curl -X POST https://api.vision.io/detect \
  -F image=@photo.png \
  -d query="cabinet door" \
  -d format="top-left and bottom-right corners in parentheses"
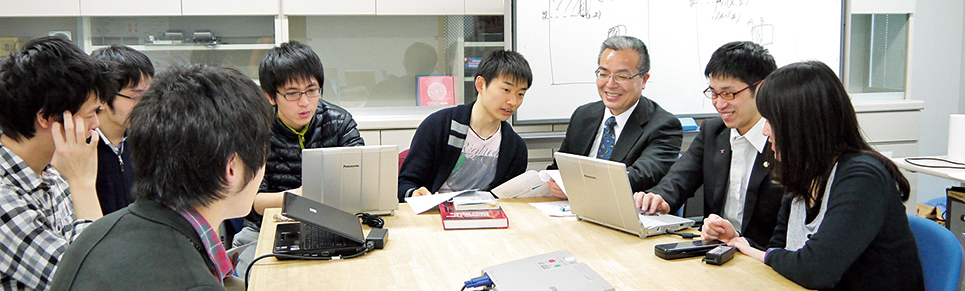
top-left (182, 0), bottom-right (279, 16)
top-left (851, 0), bottom-right (913, 14)
top-left (376, 0), bottom-right (462, 15)
top-left (0, 0), bottom-right (79, 16)
top-left (465, 0), bottom-right (503, 15)
top-left (381, 129), bottom-right (416, 152)
top-left (284, 0), bottom-right (375, 15)
top-left (80, 0), bottom-right (180, 16)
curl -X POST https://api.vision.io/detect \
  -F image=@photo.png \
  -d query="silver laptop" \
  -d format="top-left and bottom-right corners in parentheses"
top-left (302, 145), bottom-right (399, 215)
top-left (553, 152), bottom-right (694, 238)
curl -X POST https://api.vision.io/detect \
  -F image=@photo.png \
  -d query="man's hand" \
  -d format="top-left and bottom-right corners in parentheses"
top-left (50, 111), bottom-right (102, 220)
top-left (701, 214), bottom-right (738, 242)
top-left (546, 179), bottom-right (567, 199)
top-left (411, 187), bottom-right (432, 197)
top-left (633, 192), bottom-right (670, 214)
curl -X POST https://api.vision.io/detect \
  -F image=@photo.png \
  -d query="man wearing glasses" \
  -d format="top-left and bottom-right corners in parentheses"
top-left (91, 45), bottom-right (154, 215)
top-left (234, 40), bottom-right (363, 278)
top-left (546, 36), bottom-right (682, 198)
top-left (634, 41), bottom-right (783, 247)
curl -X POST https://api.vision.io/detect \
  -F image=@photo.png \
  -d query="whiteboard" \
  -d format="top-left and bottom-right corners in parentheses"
top-left (514, 0), bottom-right (843, 123)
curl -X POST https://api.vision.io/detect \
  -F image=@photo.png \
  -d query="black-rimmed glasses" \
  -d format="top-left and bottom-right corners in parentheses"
top-left (595, 69), bottom-right (646, 84)
top-left (703, 80), bottom-right (763, 100)
top-left (277, 88), bottom-right (322, 101)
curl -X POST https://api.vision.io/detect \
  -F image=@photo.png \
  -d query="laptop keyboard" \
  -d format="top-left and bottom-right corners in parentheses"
top-left (299, 224), bottom-right (354, 250)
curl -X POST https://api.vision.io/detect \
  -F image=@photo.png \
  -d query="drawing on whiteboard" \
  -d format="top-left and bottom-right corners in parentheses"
top-left (542, 0), bottom-right (610, 85)
top-left (749, 18), bottom-right (774, 46)
top-left (542, 0), bottom-right (603, 20)
top-left (608, 25), bottom-right (626, 38)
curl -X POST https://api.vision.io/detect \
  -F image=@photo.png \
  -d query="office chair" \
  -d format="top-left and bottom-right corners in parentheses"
top-left (398, 149), bottom-right (409, 172)
top-left (907, 214), bottom-right (963, 291)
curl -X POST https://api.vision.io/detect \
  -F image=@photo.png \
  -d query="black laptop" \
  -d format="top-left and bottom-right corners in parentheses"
top-left (273, 192), bottom-right (366, 258)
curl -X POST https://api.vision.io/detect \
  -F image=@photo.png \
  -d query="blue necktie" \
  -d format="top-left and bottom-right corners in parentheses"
top-left (596, 117), bottom-right (616, 160)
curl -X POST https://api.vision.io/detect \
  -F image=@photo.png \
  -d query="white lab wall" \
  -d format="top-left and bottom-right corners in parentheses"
top-left (911, 1), bottom-right (965, 203)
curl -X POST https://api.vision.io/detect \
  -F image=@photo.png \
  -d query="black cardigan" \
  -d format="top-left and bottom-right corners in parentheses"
top-left (763, 153), bottom-right (924, 290)
top-left (397, 103), bottom-right (528, 202)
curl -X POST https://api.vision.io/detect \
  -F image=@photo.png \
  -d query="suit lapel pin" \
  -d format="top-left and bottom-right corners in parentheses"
top-left (763, 161), bottom-right (770, 168)
top-left (720, 149), bottom-right (725, 154)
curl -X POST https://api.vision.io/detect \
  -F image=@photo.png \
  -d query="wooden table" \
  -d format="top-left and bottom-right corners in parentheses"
top-left (248, 197), bottom-right (804, 290)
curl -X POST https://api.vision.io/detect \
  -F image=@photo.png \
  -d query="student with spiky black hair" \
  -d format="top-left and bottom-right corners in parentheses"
top-left (0, 36), bottom-right (116, 290)
top-left (398, 49), bottom-right (532, 201)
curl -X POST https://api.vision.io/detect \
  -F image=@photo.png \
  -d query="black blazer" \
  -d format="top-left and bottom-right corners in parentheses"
top-left (548, 97), bottom-right (682, 192)
top-left (647, 117), bottom-right (784, 246)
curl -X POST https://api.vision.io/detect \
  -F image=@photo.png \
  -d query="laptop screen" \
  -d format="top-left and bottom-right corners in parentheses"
top-left (301, 145), bottom-right (399, 215)
top-left (281, 192), bottom-right (365, 243)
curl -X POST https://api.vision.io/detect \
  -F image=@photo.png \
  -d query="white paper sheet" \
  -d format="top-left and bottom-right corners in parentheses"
top-left (404, 190), bottom-right (483, 214)
top-left (529, 201), bottom-right (575, 217)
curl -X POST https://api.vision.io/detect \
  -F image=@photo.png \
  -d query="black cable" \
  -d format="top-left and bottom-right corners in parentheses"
top-left (666, 229), bottom-right (699, 239)
top-left (357, 212), bottom-right (385, 228)
top-left (244, 242), bottom-right (374, 289)
top-left (905, 157), bottom-right (965, 169)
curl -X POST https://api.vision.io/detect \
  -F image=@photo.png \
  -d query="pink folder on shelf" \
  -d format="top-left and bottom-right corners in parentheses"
top-left (418, 75), bottom-right (455, 106)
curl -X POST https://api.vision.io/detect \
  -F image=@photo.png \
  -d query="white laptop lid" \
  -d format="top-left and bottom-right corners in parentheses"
top-left (302, 145), bottom-right (399, 215)
top-left (553, 152), bottom-right (692, 238)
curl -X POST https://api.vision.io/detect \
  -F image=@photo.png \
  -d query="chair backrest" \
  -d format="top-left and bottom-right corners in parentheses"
top-left (907, 214), bottom-right (963, 291)
top-left (398, 149), bottom-right (409, 172)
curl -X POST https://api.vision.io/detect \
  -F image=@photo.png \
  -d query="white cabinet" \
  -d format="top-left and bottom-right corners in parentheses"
top-left (376, 0), bottom-right (463, 15)
top-left (850, 0), bottom-right (914, 14)
top-left (182, 0), bottom-right (279, 16)
top-left (465, 0), bottom-right (503, 15)
top-left (0, 0), bottom-right (79, 16)
top-left (283, 0), bottom-right (376, 15)
top-left (359, 130), bottom-right (381, 146)
top-left (380, 129), bottom-right (417, 151)
top-left (80, 0), bottom-right (181, 16)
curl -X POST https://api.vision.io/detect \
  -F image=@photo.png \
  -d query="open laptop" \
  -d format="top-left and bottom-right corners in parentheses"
top-left (553, 152), bottom-right (694, 238)
top-left (302, 145), bottom-right (399, 215)
top-left (273, 192), bottom-right (367, 258)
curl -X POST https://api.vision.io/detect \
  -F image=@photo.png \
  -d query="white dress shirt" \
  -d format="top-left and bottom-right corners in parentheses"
top-left (723, 117), bottom-right (767, 231)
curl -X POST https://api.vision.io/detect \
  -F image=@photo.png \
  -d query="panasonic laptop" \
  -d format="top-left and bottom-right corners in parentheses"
top-left (302, 145), bottom-right (399, 215)
top-left (554, 152), bottom-right (693, 238)
top-left (273, 192), bottom-right (366, 258)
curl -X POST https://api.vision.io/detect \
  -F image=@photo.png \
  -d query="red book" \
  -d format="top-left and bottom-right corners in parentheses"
top-left (439, 201), bottom-right (509, 230)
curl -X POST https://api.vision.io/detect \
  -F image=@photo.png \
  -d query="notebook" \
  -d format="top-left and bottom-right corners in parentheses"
top-left (553, 152), bottom-right (694, 238)
top-left (273, 192), bottom-right (367, 258)
top-left (301, 145), bottom-right (399, 215)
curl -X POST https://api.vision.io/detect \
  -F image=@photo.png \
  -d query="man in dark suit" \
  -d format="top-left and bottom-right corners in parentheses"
top-left (634, 41), bottom-right (783, 247)
top-left (546, 36), bottom-right (682, 198)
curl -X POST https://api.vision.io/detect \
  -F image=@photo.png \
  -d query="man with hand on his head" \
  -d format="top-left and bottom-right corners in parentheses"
top-left (0, 36), bottom-right (115, 290)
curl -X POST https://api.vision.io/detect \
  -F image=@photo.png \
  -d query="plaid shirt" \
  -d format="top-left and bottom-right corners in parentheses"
top-left (173, 206), bottom-right (233, 282)
top-left (0, 144), bottom-right (91, 290)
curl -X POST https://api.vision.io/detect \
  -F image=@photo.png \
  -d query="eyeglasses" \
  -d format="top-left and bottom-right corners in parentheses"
top-left (595, 69), bottom-right (646, 84)
top-left (117, 93), bottom-right (140, 101)
top-left (277, 88), bottom-right (322, 101)
top-left (703, 80), bottom-right (763, 100)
